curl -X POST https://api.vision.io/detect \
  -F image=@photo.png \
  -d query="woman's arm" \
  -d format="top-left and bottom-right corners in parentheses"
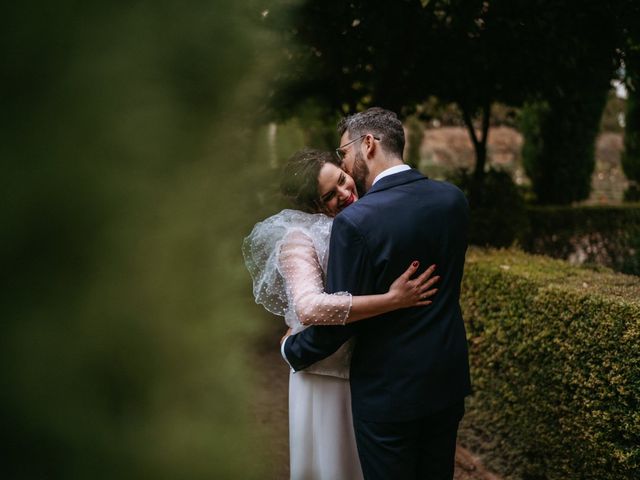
top-left (278, 230), bottom-right (439, 326)
top-left (346, 262), bottom-right (437, 323)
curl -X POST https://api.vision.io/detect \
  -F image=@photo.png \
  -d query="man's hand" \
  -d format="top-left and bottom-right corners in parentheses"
top-left (280, 328), bottom-right (293, 346)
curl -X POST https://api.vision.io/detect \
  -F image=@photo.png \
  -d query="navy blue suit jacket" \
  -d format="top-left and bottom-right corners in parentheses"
top-left (284, 169), bottom-right (471, 422)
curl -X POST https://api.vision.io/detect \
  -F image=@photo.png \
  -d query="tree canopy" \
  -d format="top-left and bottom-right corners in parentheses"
top-left (268, 0), bottom-right (639, 188)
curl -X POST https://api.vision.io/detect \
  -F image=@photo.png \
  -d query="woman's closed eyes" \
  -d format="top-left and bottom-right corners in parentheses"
top-left (321, 173), bottom-right (346, 203)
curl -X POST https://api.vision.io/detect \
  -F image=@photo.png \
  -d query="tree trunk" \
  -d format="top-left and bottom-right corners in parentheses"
top-left (460, 102), bottom-right (492, 205)
top-left (462, 102), bottom-right (491, 185)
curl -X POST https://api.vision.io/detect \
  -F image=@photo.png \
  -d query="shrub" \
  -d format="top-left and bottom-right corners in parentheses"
top-left (460, 248), bottom-right (640, 480)
top-left (521, 205), bottom-right (640, 276)
top-left (448, 168), bottom-right (528, 248)
top-left (622, 80), bottom-right (640, 201)
top-left (520, 85), bottom-right (608, 205)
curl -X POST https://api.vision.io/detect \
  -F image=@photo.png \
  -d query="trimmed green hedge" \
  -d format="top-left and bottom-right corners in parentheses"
top-left (460, 248), bottom-right (640, 479)
top-left (521, 204), bottom-right (640, 276)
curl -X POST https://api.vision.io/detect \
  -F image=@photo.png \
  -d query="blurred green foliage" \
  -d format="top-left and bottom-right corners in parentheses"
top-left (623, 41), bottom-right (640, 201)
top-left (1, 1), bottom-right (287, 478)
top-left (521, 82), bottom-right (610, 205)
top-left (460, 248), bottom-right (640, 479)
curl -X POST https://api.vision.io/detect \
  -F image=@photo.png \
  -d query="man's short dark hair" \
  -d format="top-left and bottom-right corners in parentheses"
top-left (337, 107), bottom-right (405, 159)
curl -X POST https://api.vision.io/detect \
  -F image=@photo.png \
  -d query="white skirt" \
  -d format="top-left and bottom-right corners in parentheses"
top-left (289, 371), bottom-right (364, 480)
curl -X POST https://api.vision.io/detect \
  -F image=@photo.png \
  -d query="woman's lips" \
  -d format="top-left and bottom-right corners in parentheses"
top-left (342, 192), bottom-right (356, 208)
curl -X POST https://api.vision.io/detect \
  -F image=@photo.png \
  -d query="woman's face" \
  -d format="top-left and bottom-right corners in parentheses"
top-left (316, 162), bottom-right (359, 216)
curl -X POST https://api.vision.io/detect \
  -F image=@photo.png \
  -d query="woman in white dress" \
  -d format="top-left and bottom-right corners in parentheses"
top-left (243, 149), bottom-right (439, 480)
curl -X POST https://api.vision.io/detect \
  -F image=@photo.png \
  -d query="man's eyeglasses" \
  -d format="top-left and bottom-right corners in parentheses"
top-left (335, 134), bottom-right (380, 162)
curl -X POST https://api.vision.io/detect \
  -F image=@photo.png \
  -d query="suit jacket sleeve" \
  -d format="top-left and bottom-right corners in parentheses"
top-left (283, 213), bottom-right (373, 371)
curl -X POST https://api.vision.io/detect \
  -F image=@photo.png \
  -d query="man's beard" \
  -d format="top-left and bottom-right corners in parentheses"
top-left (352, 150), bottom-right (369, 197)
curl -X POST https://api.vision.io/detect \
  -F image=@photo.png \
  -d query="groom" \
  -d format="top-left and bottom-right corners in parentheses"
top-left (282, 107), bottom-right (471, 479)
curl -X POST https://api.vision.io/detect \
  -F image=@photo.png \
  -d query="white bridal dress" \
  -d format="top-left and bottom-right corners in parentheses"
top-left (243, 209), bottom-right (363, 480)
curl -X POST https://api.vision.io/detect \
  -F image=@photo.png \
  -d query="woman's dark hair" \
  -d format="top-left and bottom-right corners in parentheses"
top-left (280, 149), bottom-right (341, 213)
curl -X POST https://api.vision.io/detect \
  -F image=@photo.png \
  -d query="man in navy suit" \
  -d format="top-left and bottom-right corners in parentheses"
top-left (282, 107), bottom-right (471, 479)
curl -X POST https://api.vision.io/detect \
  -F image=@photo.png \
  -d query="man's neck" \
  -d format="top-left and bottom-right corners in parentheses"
top-left (367, 158), bottom-right (405, 190)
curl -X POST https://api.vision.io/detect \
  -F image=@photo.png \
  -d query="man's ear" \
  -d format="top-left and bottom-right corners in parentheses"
top-left (364, 134), bottom-right (377, 159)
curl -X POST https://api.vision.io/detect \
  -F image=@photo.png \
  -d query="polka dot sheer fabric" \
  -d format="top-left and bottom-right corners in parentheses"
top-left (243, 209), bottom-right (354, 378)
top-left (278, 229), bottom-right (352, 326)
top-left (242, 209), bottom-right (352, 332)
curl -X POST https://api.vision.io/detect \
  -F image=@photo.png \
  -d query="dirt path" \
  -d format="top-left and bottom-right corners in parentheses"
top-left (250, 325), bottom-right (501, 480)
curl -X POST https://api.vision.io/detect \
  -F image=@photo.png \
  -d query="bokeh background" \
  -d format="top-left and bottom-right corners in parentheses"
top-left (2, 1), bottom-right (639, 479)
top-left (2, 1), bottom-right (278, 478)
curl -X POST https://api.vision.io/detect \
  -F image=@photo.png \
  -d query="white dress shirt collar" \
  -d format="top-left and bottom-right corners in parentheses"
top-left (371, 164), bottom-right (411, 186)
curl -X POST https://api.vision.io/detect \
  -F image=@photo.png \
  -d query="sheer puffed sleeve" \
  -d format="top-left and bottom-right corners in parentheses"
top-left (278, 230), bottom-right (352, 325)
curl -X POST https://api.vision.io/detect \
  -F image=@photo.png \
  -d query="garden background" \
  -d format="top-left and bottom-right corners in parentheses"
top-left (2, 1), bottom-right (639, 479)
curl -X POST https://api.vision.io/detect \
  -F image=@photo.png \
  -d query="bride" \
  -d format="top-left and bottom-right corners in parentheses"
top-left (243, 149), bottom-right (439, 479)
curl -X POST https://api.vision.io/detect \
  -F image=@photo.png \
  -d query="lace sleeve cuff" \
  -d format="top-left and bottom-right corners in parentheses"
top-left (335, 291), bottom-right (352, 325)
top-left (295, 291), bottom-right (352, 325)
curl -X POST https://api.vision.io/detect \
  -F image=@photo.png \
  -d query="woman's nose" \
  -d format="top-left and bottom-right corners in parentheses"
top-left (337, 186), bottom-right (349, 200)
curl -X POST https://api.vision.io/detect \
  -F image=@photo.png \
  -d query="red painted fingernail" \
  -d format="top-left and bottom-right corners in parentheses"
top-left (413, 261), bottom-right (419, 267)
